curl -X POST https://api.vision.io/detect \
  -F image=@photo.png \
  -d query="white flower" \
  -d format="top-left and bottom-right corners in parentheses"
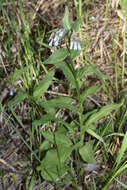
top-left (49, 39), bottom-right (53, 47)
top-left (74, 41), bottom-right (77, 50)
top-left (77, 42), bottom-right (81, 51)
top-left (70, 41), bottom-right (73, 50)
top-left (9, 89), bottom-right (14, 97)
top-left (70, 40), bottom-right (81, 51)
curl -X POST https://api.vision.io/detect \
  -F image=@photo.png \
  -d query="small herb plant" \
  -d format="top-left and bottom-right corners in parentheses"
top-left (4, 1), bottom-right (127, 189)
top-left (0, 0), bottom-right (127, 190)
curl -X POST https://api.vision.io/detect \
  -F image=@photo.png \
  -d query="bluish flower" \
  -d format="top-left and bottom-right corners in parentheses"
top-left (49, 32), bottom-right (55, 47)
top-left (54, 39), bottom-right (59, 47)
top-left (58, 28), bottom-right (66, 37)
top-left (49, 28), bottom-right (66, 48)
top-left (53, 35), bottom-right (60, 47)
top-left (9, 89), bottom-right (14, 97)
top-left (48, 28), bottom-right (81, 51)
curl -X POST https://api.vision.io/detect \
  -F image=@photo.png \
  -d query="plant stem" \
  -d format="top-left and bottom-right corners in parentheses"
top-left (68, 54), bottom-right (84, 144)
top-left (79, 0), bottom-right (84, 65)
top-left (122, 26), bottom-right (126, 89)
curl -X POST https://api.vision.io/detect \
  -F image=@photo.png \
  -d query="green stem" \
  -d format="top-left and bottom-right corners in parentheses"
top-left (68, 54), bottom-right (84, 144)
top-left (79, 0), bottom-right (84, 65)
top-left (122, 27), bottom-right (126, 89)
top-left (104, 0), bottom-right (109, 20)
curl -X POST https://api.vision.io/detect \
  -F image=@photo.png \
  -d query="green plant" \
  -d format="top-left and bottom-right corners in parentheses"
top-left (3, 1), bottom-right (127, 189)
top-left (26, 9), bottom-right (122, 189)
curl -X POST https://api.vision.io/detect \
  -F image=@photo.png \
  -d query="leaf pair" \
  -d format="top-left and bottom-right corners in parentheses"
top-left (38, 131), bottom-right (73, 181)
top-left (62, 6), bottom-right (79, 33)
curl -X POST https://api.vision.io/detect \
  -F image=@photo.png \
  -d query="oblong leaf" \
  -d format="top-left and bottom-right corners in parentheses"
top-left (42, 131), bottom-right (73, 147)
top-left (33, 70), bottom-right (54, 98)
top-left (86, 128), bottom-right (105, 145)
top-left (38, 150), bottom-right (67, 181)
top-left (32, 114), bottom-right (55, 126)
top-left (56, 61), bottom-right (76, 86)
top-left (62, 6), bottom-right (71, 30)
top-left (83, 103), bottom-right (122, 131)
top-left (58, 145), bottom-right (72, 163)
top-left (81, 85), bottom-right (101, 104)
top-left (79, 141), bottom-right (95, 163)
top-left (40, 97), bottom-right (77, 111)
top-left (39, 140), bottom-right (51, 151)
top-left (44, 49), bottom-right (68, 65)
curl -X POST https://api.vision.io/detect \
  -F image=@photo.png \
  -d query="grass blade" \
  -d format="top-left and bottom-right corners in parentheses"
top-left (115, 131), bottom-right (127, 169)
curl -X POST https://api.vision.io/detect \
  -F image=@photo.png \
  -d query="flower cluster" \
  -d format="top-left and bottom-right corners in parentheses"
top-left (49, 28), bottom-right (81, 51)
top-left (49, 28), bottom-right (66, 47)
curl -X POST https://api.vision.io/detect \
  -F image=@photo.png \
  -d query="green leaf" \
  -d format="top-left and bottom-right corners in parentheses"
top-left (42, 131), bottom-right (73, 147)
top-left (39, 149), bottom-right (59, 167)
top-left (83, 109), bottom-right (98, 123)
top-left (115, 131), bottom-right (127, 169)
top-left (81, 85), bottom-right (101, 104)
top-left (44, 106), bottom-right (56, 115)
top-left (39, 140), bottom-right (51, 151)
top-left (38, 150), bottom-right (67, 181)
top-left (83, 103), bottom-right (122, 131)
top-left (62, 6), bottom-right (71, 30)
top-left (86, 128), bottom-right (105, 145)
top-left (8, 91), bottom-right (27, 108)
top-left (55, 132), bottom-right (73, 147)
top-left (57, 126), bottom-right (67, 135)
top-left (71, 19), bottom-right (80, 33)
top-left (79, 141), bottom-right (95, 163)
top-left (70, 50), bottom-right (81, 59)
top-left (81, 64), bottom-right (112, 93)
top-left (44, 49), bottom-right (68, 65)
top-left (81, 65), bottom-right (94, 77)
top-left (33, 70), bottom-right (54, 98)
top-left (40, 97), bottom-right (77, 111)
top-left (56, 61), bottom-right (76, 86)
top-left (58, 145), bottom-right (72, 163)
top-left (44, 51), bottom-right (79, 87)
top-left (42, 131), bottom-right (54, 143)
top-left (63, 121), bottom-right (75, 130)
top-left (32, 114), bottom-right (55, 126)
top-left (10, 68), bottom-right (24, 82)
